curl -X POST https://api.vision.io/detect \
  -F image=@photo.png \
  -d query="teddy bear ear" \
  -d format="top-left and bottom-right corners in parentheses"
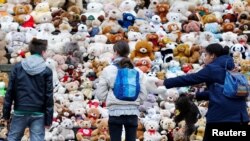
top-left (148, 41), bottom-right (153, 47)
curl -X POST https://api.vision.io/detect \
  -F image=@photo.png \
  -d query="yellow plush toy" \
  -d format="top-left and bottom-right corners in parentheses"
top-left (173, 44), bottom-right (190, 64)
top-left (0, 0), bottom-right (6, 4)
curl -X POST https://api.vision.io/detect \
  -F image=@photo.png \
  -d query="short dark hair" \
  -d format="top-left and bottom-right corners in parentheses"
top-left (29, 38), bottom-right (48, 55)
top-left (205, 43), bottom-right (230, 57)
top-left (113, 41), bottom-right (130, 57)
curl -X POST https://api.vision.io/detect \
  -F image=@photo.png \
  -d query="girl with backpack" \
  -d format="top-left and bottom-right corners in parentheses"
top-left (95, 41), bottom-right (147, 141)
top-left (156, 43), bottom-right (249, 141)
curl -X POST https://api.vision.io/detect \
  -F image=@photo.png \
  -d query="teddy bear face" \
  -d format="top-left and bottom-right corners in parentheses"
top-left (147, 94), bottom-right (156, 103)
top-left (87, 108), bottom-right (100, 119)
top-left (35, 2), bottom-right (50, 12)
top-left (176, 44), bottom-right (189, 52)
top-left (13, 4), bottom-right (31, 15)
top-left (119, 0), bottom-right (136, 11)
top-left (61, 118), bottom-right (74, 129)
top-left (10, 31), bottom-right (26, 42)
top-left (108, 8), bottom-right (122, 20)
top-left (156, 3), bottom-right (169, 13)
top-left (87, 2), bottom-right (103, 12)
top-left (145, 120), bottom-right (159, 131)
top-left (237, 35), bottom-right (248, 44)
top-left (166, 88), bottom-right (179, 102)
top-left (222, 13), bottom-right (237, 23)
top-left (79, 120), bottom-right (92, 128)
top-left (135, 41), bottom-right (153, 54)
top-left (151, 15), bottom-right (161, 23)
top-left (160, 118), bottom-right (176, 130)
top-left (222, 22), bottom-right (235, 32)
top-left (64, 41), bottom-right (79, 55)
top-left (78, 23), bottom-right (88, 32)
top-left (135, 57), bottom-right (152, 73)
top-left (65, 81), bottom-right (79, 92)
top-left (167, 12), bottom-right (181, 22)
top-left (183, 21), bottom-right (201, 33)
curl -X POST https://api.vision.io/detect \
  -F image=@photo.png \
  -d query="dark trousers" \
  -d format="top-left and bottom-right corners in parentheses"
top-left (109, 115), bottom-right (138, 141)
top-left (203, 122), bottom-right (249, 141)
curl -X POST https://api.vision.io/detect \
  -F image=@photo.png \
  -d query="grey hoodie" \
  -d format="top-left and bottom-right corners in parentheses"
top-left (21, 54), bottom-right (46, 75)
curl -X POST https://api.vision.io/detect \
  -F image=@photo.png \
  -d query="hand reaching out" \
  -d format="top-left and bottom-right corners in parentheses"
top-left (155, 79), bottom-right (164, 87)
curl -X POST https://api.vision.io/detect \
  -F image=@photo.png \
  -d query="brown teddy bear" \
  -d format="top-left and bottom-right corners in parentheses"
top-left (0, 30), bottom-right (7, 64)
top-left (13, 4), bottom-right (32, 24)
top-left (76, 120), bottom-right (93, 141)
top-left (91, 59), bottom-right (109, 77)
top-left (130, 40), bottom-right (155, 61)
top-left (222, 13), bottom-right (237, 23)
top-left (189, 45), bottom-right (201, 63)
top-left (135, 57), bottom-right (152, 73)
top-left (156, 71), bottom-right (166, 80)
top-left (91, 118), bottom-right (110, 141)
top-left (87, 108), bottom-right (101, 128)
top-left (221, 22), bottom-right (235, 32)
top-left (107, 33), bottom-right (127, 44)
top-left (173, 44), bottom-right (190, 64)
top-left (146, 33), bottom-right (160, 51)
top-left (137, 119), bottom-right (144, 141)
top-left (156, 3), bottom-right (169, 23)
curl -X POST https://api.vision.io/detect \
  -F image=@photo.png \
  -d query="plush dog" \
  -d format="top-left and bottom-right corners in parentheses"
top-left (174, 94), bottom-right (201, 140)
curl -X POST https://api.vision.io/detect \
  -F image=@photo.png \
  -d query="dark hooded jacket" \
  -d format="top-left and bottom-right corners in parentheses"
top-left (164, 55), bottom-right (249, 123)
top-left (2, 55), bottom-right (53, 126)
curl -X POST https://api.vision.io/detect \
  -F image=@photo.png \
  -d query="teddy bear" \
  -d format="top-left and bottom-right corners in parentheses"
top-left (0, 72), bottom-right (8, 88)
top-left (232, 0), bottom-right (246, 14)
top-left (64, 80), bottom-right (79, 94)
top-left (182, 20), bottom-right (201, 33)
top-left (145, 76), bottom-right (167, 96)
top-left (156, 71), bottom-right (166, 80)
top-left (58, 18), bottom-right (73, 39)
top-left (137, 119), bottom-right (144, 141)
top-left (80, 77), bottom-right (93, 100)
top-left (76, 120), bottom-right (93, 141)
top-left (189, 44), bottom-right (201, 63)
top-left (230, 43), bottom-right (247, 59)
top-left (134, 57), bottom-right (152, 73)
top-left (119, 0), bottom-right (137, 17)
top-left (160, 88), bottom-right (179, 114)
top-left (174, 94), bottom-right (201, 139)
top-left (151, 52), bottom-right (163, 72)
top-left (86, 107), bottom-right (101, 128)
top-left (169, 2), bottom-right (191, 20)
top-left (5, 31), bottom-right (27, 54)
top-left (156, 3), bottom-right (169, 23)
top-left (88, 19), bottom-right (102, 37)
top-left (160, 117), bottom-right (176, 141)
top-left (160, 41), bottom-right (177, 63)
top-left (56, 117), bottom-right (75, 140)
top-left (81, 2), bottom-right (105, 23)
top-left (144, 120), bottom-right (166, 141)
top-left (30, 2), bottom-right (52, 24)
top-left (127, 31), bottom-right (142, 52)
top-left (146, 33), bottom-right (160, 51)
top-left (21, 128), bottom-right (30, 141)
top-left (118, 13), bottom-right (136, 31)
top-left (237, 34), bottom-right (250, 48)
top-left (139, 94), bottom-right (158, 112)
top-left (190, 118), bottom-right (206, 141)
top-left (201, 13), bottom-right (218, 25)
top-left (107, 32), bottom-right (127, 44)
top-left (221, 22), bottom-right (235, 32)
top-left (142, 108), bottom-right (161, 123)
top-left (45, 58), bottom-right (61, 88)
top-left (204, 22), bottom-right (222, 40)
top-left (91, 118), bottom-right (110, 141)
top-left (13, 4), bottom-right (32, 24)
top-left (150, 16), bottom-right (163, 33)
top-left (130, 40), bottom-right (155, 61)
top-left (0, 127), bottom-right (8, 140)
top-left (173, 44), bottom-right (191, 64)
top-left (101, 8), bottom-right (123, 34)
top-left (52, 54), bottom-right (68, 79)
top-left (0, 31), bottom-right (7, 64)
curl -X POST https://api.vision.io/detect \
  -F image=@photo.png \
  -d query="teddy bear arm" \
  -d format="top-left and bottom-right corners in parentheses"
top-left (149, 53), bottom-right (155, 60)
top-left (91, 129), bottom-right (99, 136)
top-left (173, 49), bottom-right (179, 56)
top-left (184, 49), bottom-right (191, 56)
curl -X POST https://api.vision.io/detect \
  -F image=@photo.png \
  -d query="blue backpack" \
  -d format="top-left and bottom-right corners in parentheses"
top-left (216, 62), bottom-right (250, 99)
top-left (113, 65), bottom-right (140, 101)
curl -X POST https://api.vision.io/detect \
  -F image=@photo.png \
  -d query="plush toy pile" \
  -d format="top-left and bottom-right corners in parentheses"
top-left (0, 0), bottom-right (250, 141)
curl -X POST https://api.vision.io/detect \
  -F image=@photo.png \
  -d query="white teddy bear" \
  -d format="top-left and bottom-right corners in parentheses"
top-left (119, 0), bottom-right (137, 17)
top-left (144, 120), bottom-right (166, 141)
top-left (82, 2), bottom-right (105, 20)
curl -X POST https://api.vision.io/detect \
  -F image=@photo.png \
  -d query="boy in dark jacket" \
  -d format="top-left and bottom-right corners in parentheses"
top-left (2, 38), bottom-right (53, 141)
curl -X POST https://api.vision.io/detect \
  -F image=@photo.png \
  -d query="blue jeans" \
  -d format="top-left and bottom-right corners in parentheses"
top-left (109, 115), bottom-right (138, 141)
top-left (7, 113), bottom-right (45, 141)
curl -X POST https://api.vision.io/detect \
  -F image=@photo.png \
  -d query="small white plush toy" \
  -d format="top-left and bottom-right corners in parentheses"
top-left (144, 120), bottom-right (166, 141)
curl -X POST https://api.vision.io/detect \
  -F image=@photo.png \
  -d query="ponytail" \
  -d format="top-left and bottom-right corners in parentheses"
top-left (118, 58), bottom-right (134, 69)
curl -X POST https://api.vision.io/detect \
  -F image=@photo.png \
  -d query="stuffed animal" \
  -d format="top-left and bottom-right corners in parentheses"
top-left (0, 127), bottom-right (8, 140)
top-left (91, 118), bottom-right (110, 141)
top-left (156, 3), bottom-right (169, 23)
top-left (81, 2), bottom-right (105, 23)
top-left (143, 108), bottom-right (161, 123)
top-left (13, 4), bottom-right (32, 24)
top-left (119, 0), bottom-right (137, 17)
top-left (151, 52), bottom-right (163, 72)
top-left (118, 13), bottom-right (136, 31)
top-left (76, 120), bottom-right (93, 141)
top-left (130, 40), bottom-right (155, 61)
top-left (0, 31), bottom-right (7, 64)
top-left (137, 119), bottom-right (144, 141)
top-left (150, 15), bottom-right (163, 32)
top-left (101, 8), bottom-right (122, 34)
top-left (80, 77), bottom-right (93, 100)
top-left (135, 57), bottom-right (152, 73)
top-left (174, 94), bottom-right (201, 140)
top-left (143, 120), bottom-right (166, 141)
top-left (30, 2), bottom-right (52, 24)
top-left (182, 20), bottom-right (201, 33)
top-left (87, 108), bottom-right (101, 128)
top-left (22, 15), bottom-right (35, 28)
top-left (139, 94), bottom-right (158, 112)
top-left (189, 45), bottom-right (201, 63)
top-left (160, 88), bottom-right (179, 114)
top-left (160, 117), bottom-right (176, 141)
top-left (56, 117), bottom-right (75, 140)
top-left (173, 44), bottom-right (190, 64)
top-left (230, 43), bottom-right (247, 59)
top-left (89, 19), bottom-right (102, 37)
top-left (0, 73), bottom-right (8, 88)
top-left (64, 80), bottom-right (79, 94)
top-left (161, 41), bottom-right (177, 63)
top-left (45, 58), bottom-right (60, 88)
top-left (146, 33), bottom-right (160, 51)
